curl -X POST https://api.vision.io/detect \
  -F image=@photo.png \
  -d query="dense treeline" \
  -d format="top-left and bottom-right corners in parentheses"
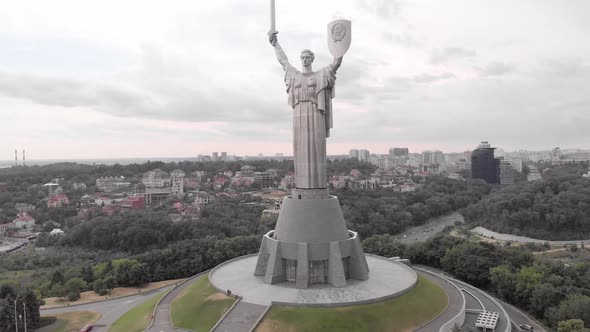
top-left (463, 164), bottom-right (590, 240)
top-left (41, 197), bottom-right (266, 253)
top-left (362, 233), bottom-right (590, 328)
top-left (338, 176), bottom-right (491, 238)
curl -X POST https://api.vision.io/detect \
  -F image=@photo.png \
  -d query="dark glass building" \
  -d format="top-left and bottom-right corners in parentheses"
top-left (471, 141), bottom-right (500, 184)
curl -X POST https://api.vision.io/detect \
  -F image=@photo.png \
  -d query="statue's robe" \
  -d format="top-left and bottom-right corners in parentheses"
top-left (285, 64), bottom-right (337, 189)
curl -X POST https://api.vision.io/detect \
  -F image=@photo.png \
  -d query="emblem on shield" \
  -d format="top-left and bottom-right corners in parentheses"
top-left (327, 19), bottom-right (351, 58)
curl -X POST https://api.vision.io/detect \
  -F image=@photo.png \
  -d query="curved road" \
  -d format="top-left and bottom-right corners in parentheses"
top-left (41, 285), bottom-right (174, 332)
top-left (416, 265), bottom-right (548, 332)
top-left (414, 270), bottom-right (463, 332)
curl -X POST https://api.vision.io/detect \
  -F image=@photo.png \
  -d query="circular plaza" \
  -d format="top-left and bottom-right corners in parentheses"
top-left (209, 254), bottom-right (417, 306)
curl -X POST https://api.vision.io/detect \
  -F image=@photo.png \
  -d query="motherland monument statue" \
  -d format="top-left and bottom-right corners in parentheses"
top-left (254, 0), bottom-right (369, 288)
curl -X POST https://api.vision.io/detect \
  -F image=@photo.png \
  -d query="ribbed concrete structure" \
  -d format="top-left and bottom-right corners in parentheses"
top-left (254, 188), bottom-right (369, 288)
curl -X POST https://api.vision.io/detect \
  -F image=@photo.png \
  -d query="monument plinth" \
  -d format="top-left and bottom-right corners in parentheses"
top-left (253, 18), bottom-right (369, 289)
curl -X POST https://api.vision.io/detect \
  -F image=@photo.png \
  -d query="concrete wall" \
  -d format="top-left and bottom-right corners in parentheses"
top-left (273, 196), bottom-right (349, 243)
top-left (255, 230), bottom-right (369, 288)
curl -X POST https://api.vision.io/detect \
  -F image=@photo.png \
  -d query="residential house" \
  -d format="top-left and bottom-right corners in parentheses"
top-left (13, 212), bottom-right (35, 232)
top-left (47, 194), bottom-right (70, 208)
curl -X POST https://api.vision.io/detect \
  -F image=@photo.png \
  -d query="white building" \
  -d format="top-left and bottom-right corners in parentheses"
top-left (170, 169), bottom-right (186, 195)
top-left (13, 212), bottom-right (35, 232)
top-left (50, 228), bottom-right (65, 236)
top-left (193, 191), bottom-right (215, 209)
top-left (96, 177), bottom-right (129, 192)
top-left (95, 197), bottom-right (114, 206)
top-left (142, 169), bottom-right (171, 188)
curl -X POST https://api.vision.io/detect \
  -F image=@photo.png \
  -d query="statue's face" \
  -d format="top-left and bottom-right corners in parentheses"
top-left (300, 52), bottom-right (314, 68)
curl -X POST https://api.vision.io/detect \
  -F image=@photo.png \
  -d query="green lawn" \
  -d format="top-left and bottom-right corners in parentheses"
top-left (257, 274), bottom-right (448, 332)
top-left (171, 275), bottom-right (236, 331)
top-left (109, 291), bottom-right (167, 332)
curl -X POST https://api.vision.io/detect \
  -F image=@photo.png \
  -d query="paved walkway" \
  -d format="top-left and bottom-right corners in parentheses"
top-left (414, 270), bottom-right (464, 332)
top-left (212, 301), bottom-right (267, 332)
top-left (146, 273), bottom-right (208, 332)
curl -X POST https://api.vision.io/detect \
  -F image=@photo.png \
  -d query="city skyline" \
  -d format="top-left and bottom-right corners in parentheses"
top-left (1, 0), bottom-right (590, 159)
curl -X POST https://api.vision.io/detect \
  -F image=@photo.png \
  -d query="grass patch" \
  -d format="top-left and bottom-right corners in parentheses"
top-left (40, 311), bottom-right (100, 332)
top-left (257, 275), bottom-right (448, 332)
top-left (109, 290), bottom-right (168, 332)
top-left (171, 275), bottom-right (236, 331)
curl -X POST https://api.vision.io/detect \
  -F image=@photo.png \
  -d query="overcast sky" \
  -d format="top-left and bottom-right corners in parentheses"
top-left (1, 0), bottom-right (589, 159)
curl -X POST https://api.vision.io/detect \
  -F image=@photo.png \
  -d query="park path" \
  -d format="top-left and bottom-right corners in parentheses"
top-left (146, 273), bottom-right (208, 332)
top-left (212, 301), bottom-right (267, 332)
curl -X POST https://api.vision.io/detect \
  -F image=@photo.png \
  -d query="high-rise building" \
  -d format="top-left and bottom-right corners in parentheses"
top-left (433, 150), bottom-right (444, 164)
top-left (499, 160), bottom-right (516, 185)
top-left (212, 152), bottom-right (219, 162)
top-left (421, 151), bottom-right (433, 165)
top-left (389, 147), bottom-right (409, 157)
top-left (220, 152), bottom-right (227, 161)
top-left (359, 149), bottom-right (370, 162)
top-left (471, 141), bottom-right (500, 184)
top-left (170, 169), bottom-right (186, 195)
top-left (551, 147), bottom-right (561, 166)
top-left (349, 149), bottom-right (359, 160)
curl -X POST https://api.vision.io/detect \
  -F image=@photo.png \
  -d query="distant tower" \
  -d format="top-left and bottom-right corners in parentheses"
top-left (14, 149), bottom-right (18, 166)
top-left (23, 149), bottom-right (26, 166)
top-left (471, 141), bottom-right (500, 184)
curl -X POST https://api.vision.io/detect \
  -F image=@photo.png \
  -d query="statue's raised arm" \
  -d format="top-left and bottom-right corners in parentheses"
top-left (331, 56), bottom-right (343, 72)
top-left (269, 33), bottom-right (291, 71)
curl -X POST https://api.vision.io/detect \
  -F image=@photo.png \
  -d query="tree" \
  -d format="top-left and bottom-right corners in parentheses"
top-left (128, 263), bottom-right (150, 287)
top-left (441, 241), bottom-right (501, 287)
top-left (529, 283), bottom-right (562, 317)
top-left (64, 277), bottom-right (87, 301)
top-left (103, 276), bottom-right (116, 293)
top-left (490, 265), bottom-right (517, 302)
top-left (80, 265), bottom-right (94, 284)
top-left (362, 235), bottom-right (406, 257)
top-left (50, 270), bottom-right (65, 285)
top-left (93, 279), bottom-right (105, 294)
top-left (546, 294), bottom-right (590, 327)
top-left (557, 319), bottom-right (584, 332)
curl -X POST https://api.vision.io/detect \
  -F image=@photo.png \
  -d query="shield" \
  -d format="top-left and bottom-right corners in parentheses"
top-left (327, 19), bottom-right (351, 58)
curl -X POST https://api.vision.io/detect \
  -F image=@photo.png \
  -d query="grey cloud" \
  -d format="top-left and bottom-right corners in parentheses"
top-left (0, 72), bottom-right (97, 107)
top-left (478, 62), bottom-right (516, 77)
top-left (0, 69), bottom-right (291, 126)
top-left (431, 47), bottom-right (477, 65)
top-left (356, 0), bottom-right (403, 19)
top-left (539, 57), bottom-right (587, 77)
top-left (412, 72), bottom-right (455, 83)
top-left (382, 32), bottom-right (419, 48)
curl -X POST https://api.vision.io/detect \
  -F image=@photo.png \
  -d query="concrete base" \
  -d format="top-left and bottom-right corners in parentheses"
top-left (212, 254), bottom-right (417, 306)
top-left (255, 191), bottom-right (370, 288)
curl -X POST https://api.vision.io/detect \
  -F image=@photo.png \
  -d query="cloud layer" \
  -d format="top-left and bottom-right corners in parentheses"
top-left (0, 0), bottom-right (589, 159)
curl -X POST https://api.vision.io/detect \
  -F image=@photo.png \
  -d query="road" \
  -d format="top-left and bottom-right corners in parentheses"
top-left (414, 270), bottom-right (464, 332)
top-left (41, 285), bottom-right (174, 331)
top-left (395, 212), bottom-right (464, 244)
top-left (416, 265), bottom-right (548, 332)
top-left (470, 227), bottom-right (589, 246)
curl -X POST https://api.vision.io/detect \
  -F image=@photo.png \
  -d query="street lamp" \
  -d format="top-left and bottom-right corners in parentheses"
top-left (13, 296), bottom-right (28, 332)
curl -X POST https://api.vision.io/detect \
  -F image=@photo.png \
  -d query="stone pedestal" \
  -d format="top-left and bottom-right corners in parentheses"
top-left (254, 188), bottom-right (369, 288)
